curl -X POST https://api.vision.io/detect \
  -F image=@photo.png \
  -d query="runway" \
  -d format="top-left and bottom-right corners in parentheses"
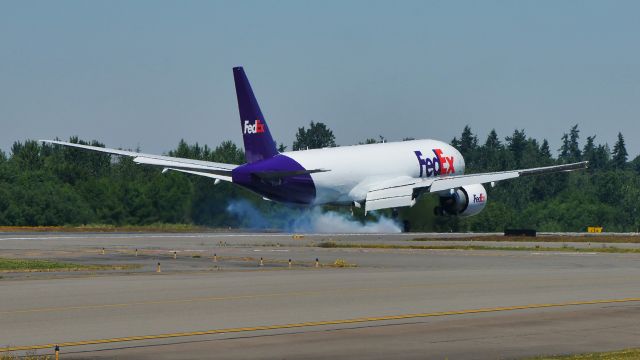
top-left (1, 233), bottom-right (639, 359)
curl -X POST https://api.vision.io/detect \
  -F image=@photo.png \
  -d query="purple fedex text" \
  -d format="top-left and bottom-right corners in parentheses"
top-left (414, 149), bottom-right (455, 177)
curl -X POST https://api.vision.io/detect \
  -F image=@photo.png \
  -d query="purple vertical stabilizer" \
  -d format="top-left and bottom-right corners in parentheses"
top-left (233, 67), bottom-right (279, 163)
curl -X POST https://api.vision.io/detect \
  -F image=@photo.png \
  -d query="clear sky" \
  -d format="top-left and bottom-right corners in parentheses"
top-left (1, 0), bottom-right (639, 157)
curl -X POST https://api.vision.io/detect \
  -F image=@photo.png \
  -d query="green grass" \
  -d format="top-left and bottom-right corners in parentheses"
top-left (526, 348), bottom-right (640, 359)
top-left (0, 223), bottom-right (211, 233)
top-left (317, 242), bottom-right (640, 254)
top-left (71, 223), bottom-right (204, 232)
top-left (0, 353), bottom-right (52, 360)
top-left (0, 258), bottom-right (140, 272)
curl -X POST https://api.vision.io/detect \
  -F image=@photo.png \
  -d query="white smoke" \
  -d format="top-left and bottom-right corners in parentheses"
top-left (226, 199), bottom-right (402, 233)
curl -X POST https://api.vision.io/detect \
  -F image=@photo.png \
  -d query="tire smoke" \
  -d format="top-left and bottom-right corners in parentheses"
top-left (226, 199), bottom-right (401, 233)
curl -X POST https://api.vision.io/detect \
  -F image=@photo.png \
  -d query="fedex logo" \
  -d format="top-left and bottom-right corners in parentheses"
top-left (414, 149), bottom-right (455, 177)
top-left (244, 119), bottom-right (265, 134)
top-left (473, 193), bottom-right (485, 203)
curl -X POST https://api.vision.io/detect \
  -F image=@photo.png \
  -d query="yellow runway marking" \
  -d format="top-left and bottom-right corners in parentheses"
top-left (2, 297), bottom-right (639, 353)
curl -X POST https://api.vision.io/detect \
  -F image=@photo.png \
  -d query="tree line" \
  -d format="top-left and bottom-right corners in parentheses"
top-left (425, 125), bottom-right (639, 232)
top-left (0, 123), bottom-right (638, 232)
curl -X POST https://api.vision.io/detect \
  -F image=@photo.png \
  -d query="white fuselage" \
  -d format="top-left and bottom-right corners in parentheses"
top-left (284, 139), bottom-right (465, 205)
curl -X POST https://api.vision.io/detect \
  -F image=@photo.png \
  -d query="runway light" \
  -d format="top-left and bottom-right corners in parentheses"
top-left (315, 258), bottom-right (319, 268)
top-left (260, 257), bottom-right (264, 267)
top-left (173, 251), bottom-right (177, 259)
top-left (101, 248), bottom-right (105, 255)
top-left (55, 345), bottom-right (59, 360)
top-left (156, 262), bottom-right (161, 273)
top-left (135, 249), bottom-right (138, 257)
top-left (288, 259), bottom-right (292, 268)
top-left (213, 253), bottom-right (217, 262)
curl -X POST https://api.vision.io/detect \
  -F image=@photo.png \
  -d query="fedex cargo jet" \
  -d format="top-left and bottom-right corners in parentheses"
top-left (42, 67), bottom-right (588, 217)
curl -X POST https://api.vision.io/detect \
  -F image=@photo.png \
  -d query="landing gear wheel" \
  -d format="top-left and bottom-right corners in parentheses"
top-left (391, 208), bottom-right (399, 219)
top-left (403, 220), bottom-right (411, 233)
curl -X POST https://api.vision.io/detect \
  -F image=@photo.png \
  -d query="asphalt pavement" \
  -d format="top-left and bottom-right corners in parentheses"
top-left (1, 232), bottom-right (639, 359)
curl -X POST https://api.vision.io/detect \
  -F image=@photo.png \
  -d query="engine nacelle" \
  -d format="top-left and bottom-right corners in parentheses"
top-left (434, 184), bottom-right (487, 217)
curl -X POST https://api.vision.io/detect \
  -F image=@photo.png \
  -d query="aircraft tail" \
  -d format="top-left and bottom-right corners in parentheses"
top-left (233, 67), bottom-right (279, 163)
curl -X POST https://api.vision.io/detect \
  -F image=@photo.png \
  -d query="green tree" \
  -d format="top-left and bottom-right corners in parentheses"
top-left (479, 129), bottom-right (504, 171)
top-left (558, 133), bottom-right (570, 163)
top-left (594, 144), bottom-right (612, 170)
top-left (485, 129), bottom-right (501, 149)
top-left (568, 124), bottom-right (581, 162)
top-left (582, 136), bottom-right (596, 165)
top-left (10, 140), bottom-right (43, 171)
top-left (558, 125), bottom-right (580, 163)
top-left (452, 126), bottom-right (479, 170)
top-left (292, 121), bottom-right (336, 150)
top-left (212, 141), bottom-right (245, 164)
top-left (457, 126), bottom-right (478, 154)
top-left (539, 139), bottom-right (553, 162)
top-left (359, 135), bottom-right (386, 145)
top-left (612, 132), bottom-right (628, 169)
top-left (632, 155), bottom-right (640, 174)
top-left (505, 129), bottom-right (527, 167)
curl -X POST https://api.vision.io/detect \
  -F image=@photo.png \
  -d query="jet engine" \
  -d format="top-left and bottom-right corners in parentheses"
top-left (434, 184), bottom-right (487, 217)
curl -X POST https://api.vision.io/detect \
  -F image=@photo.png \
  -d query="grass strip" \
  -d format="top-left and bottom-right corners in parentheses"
top-left (1, 354), bottom-right (52, 360)
top-left (525, 348), bottom-right (640, 359)
top-left (0, 223), bottom-right (210, 233)
top-left (317, 242), bottom-right (640, 253)
top-left (0, 258), bottom-right (141, 272)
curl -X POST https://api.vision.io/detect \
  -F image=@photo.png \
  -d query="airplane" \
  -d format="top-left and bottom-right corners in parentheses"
top-left (42, 67), bottom-right (588, 218)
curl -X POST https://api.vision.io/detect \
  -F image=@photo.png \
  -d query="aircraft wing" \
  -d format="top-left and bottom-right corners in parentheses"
top-left (40, 140), bottom-right (238, 182)
top-left (364, 161), bottom-right (588, 213)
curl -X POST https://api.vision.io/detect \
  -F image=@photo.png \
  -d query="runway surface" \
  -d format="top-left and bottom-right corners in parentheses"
top-left (1, 232), bottom-right (639, 359)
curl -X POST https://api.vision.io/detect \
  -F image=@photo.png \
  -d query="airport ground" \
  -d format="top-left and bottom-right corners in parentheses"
top-left (1, 232), bottom-right (639, 359)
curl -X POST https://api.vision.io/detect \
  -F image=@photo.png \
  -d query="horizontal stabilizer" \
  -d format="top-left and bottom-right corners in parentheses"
top-left (162, 168), bottom-right (232, 182)
top-left (133, 157), bottom-right (233, 177)
top-left (251, 169), bottom-right (329, 179)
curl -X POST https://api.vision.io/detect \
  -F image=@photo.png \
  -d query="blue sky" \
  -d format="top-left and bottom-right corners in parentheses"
top-left (1, 0), bottom-right (639, 157)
